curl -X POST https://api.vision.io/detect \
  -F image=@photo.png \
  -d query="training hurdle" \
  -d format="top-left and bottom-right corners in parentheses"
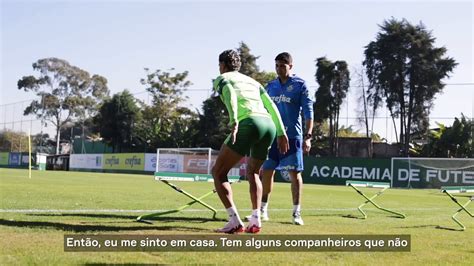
top-left (440, 186), bottom-right (474, 231)
top-left (346, 181), bottom-right (406, 219)
top-left (136, 172), bottom-right (240, 223)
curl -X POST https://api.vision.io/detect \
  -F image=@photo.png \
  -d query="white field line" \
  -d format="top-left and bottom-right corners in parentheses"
top-left (0, 207), bottom-right (450, 213)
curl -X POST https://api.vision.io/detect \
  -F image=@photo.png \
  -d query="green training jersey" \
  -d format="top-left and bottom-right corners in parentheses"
top-left (213, 71), bottom-right (285, 136)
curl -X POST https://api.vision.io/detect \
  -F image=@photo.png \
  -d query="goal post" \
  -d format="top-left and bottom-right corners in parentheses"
top-left (137, 148), bottom-right (243, 222)
top-left (154, 147), bottom-right (241, 182)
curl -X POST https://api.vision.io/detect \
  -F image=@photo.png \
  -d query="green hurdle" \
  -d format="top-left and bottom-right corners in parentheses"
top-left (137, 172), bottom-right (240, 223)
top-left (346, 181), bottom-right (406, 219)
top-left (441, 186), bottom-right (474, 231)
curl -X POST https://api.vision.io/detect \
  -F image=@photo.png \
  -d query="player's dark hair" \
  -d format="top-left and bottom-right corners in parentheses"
top-left (275, 52), bottom-right (293, 64)
top-left (219, 50), bottom-right (241, 71)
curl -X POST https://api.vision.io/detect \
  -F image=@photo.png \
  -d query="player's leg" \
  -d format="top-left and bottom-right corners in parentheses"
top-left (212, 144), bottom-right (244, 233)
top-left (245, 143), bottom-right (277, 222)
top-left (279, 139), bottom-right (305, 225)
top-left (245, 157), bottom-right (265, 233)
top-left (259, 140), bottom-right (279, 221)
top-left (245, 116), bottom-right (276, 233)
top-left (260, 169), bottom-right (275, 221)
top-left (244, 139), bottom-right (276, 222)
top-left (247, 158), bottom-right (265, 211)
top-left (212, 144), bottom-right (243, 208)
top-left (288, 170), bottom-right (304, 225)
top-left (213, 120), bottom-right (254, 233)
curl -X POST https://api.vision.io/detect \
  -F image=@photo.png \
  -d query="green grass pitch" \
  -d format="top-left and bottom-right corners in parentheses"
top-left (1, 168), bottom-right (473, 264)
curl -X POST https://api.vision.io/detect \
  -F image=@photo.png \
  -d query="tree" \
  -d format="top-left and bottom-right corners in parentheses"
top-left (314, 57), bottom-right (334, 155)
top-left (60, 117), bottom-right (97, 154)
top-left (138, 68), bottom-right (198, 148)
top-left (353, 66), bottom-right (371, 139)
top-left (237, 41), bottom-right (277, 85)
top-left (197, 42), bottom-right (275, 149)
top-left (32, 133), bottom-right (56, 154)
top-left (238, 42), bottom-right (260, 78)
top-left (314, 57), bottom-right (333, 122)
top-left (17, 58), bottom-right (109, 154)
top-left (337, 125), bottom-right (366, 138)
top-left (331, 61), bottom-right (350, 155)
top-left (422, 114), bottom-right (473, 158)
top-left (94, 90), bottom-right (141, 152)
top-left (0, 130), bottom-right (29, 152)
top-left (196, 97), bottom-right (229, 149)
top-left (308, 122), bottom-right (367, 156)
top-left (363, 18), bottom-right (457, 156)
top-left (314, 57), bottom-right (350, 156)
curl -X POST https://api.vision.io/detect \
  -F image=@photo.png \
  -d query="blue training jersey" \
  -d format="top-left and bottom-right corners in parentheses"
top-left (265, 75), bottom-right (314, 139)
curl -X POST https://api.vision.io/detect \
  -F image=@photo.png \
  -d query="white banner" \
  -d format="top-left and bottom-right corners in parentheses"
top-left (70, 154), bottom-right (103, 169)
top-left (152, 153), bottom-right (184, 173)
top-left (36, 154), bottom-right (47, 164)
top-left (21, 154), bottom-right (30, 165)
top-left (144, 153), bottom-right (156, 172)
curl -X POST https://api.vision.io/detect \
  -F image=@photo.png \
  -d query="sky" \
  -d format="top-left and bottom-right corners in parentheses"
top-left (1, 0), bottom-right (473, 142)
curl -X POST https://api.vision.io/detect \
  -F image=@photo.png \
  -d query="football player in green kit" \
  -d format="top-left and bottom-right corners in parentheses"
top-left (212, 50), bottom-right (288, 234)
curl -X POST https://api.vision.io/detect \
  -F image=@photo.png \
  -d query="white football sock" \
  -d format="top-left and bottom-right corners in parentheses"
top-left (293, 204), bottom-right (301, 214)
top-left (226, 206), bottom-right (242, 223)
top-left (252, 209), bottom-right (260, 218)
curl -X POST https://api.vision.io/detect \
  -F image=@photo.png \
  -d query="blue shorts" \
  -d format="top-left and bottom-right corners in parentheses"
top-left (262, 138), bottom-right (303, 172)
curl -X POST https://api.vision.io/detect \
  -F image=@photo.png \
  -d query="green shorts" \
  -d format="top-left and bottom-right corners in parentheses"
top-left (224, 116), bottom-right (276, 160)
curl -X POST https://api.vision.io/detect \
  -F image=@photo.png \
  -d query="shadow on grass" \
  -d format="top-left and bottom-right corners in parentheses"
top-left (307, 213), bottom-right (352, 218)
top-left (274, 213), bottom-right (361, 224)
top-left (27, 213), bottom-right (138, 219)
top-left (0, 218), bottom-right (209, 232)
top-left (396, 224), bottom-right (467, 231)
top-left (435, 225), bottom-right (465, 231)
top-left (341, 214), bottom-right (404, 219)
top-left (342, 214), bottom-right (365, 219)
top-left (142, 216), bottom-right (227, 223)
top-left (395, 224), bottom-right (443, 230)
top-left (26, 213), bottom-right (225, 223)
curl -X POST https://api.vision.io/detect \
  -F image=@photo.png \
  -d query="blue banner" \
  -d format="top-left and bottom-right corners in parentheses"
top-left (9, 152), bottom-right (21, 166)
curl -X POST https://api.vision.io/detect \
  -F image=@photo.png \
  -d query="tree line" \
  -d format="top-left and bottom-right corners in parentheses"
top-left (10, 18), bottom-right (472, 158)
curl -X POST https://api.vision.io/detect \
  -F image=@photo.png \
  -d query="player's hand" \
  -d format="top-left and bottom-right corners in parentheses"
top-left (231, 123), bottom-right (238, 144)
top-left (303, 138), bottom-right (311, 154)
top-left (277, 134), bottom-right (289, 154)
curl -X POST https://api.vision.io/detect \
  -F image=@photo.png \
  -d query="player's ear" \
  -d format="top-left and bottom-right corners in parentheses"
top-left (219, 62), bottom-right (225, 74)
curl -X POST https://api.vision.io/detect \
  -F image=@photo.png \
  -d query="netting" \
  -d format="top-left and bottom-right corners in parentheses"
top-left (156, 148), bottom-right (243, 177)
top-left (391, 158), bottom-right (474, 188)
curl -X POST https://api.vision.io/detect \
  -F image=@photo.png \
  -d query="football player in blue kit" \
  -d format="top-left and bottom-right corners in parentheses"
top-left (248, 52), bottom-right (314, 225)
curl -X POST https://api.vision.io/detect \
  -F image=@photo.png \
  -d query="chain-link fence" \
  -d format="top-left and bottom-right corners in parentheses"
top-left (1, 83), bottom-right (472, 153)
